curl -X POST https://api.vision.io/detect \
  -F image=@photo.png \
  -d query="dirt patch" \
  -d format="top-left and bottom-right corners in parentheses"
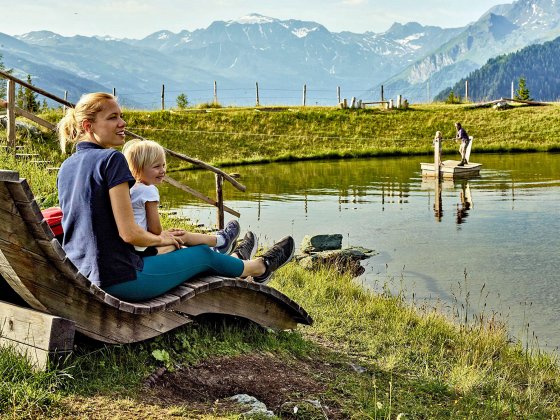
top-left (144, 352), bottom-right (346, 418)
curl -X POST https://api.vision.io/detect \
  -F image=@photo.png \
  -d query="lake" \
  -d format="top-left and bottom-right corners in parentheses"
top-left (160, 152), bottom-right (560, 350)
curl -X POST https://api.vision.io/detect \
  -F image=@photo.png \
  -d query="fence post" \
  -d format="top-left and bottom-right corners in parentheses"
top-left (161, 84), bottom-right (165, 110)
top-left (213, 81), bottom-right (218, 105)
top-left (465, 80), bottom-right (468, 103)
top-left (381, 85), bottom-right (384, 102)
top-left (511, 81), bottom-right (514, 99)
top-left (337, 86), bottom-right (341, 104)
top-left (113, 87), bottom-right (116, 97)
top-left (215, 174), bottom-right (224, 229)
top-left (302, 84), bottom-right (307, 106)
top-left (63, 91), bottom-right (68, 111)
top-left (6, 80), bottom-right (16, 152)
top-left (255, 82), bottom-right (260, 107)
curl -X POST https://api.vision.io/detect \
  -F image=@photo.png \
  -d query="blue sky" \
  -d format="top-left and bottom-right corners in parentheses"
top-left (1, 0), bottom-right (511, 38)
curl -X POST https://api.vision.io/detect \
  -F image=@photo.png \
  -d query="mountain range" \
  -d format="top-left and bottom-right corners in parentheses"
top-left (1, 0), bottom-right (560, 107)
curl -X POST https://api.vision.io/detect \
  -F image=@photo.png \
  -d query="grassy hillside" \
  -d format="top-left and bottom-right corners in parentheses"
top-left (35, 103), bottom-right (560, 167)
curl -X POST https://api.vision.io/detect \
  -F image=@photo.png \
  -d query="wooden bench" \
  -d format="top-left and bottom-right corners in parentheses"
top-left (0, 169), bottom-right (312, 346)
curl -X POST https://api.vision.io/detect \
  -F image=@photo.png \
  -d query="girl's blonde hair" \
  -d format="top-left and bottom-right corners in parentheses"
top-left (57, 92), bottom-right (116, 153)
top-left (122, 139), bottom-right (166, 181)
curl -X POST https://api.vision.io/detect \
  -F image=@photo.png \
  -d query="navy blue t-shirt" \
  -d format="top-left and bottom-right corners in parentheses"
top-left (57, 142), bottom-right (143, 288)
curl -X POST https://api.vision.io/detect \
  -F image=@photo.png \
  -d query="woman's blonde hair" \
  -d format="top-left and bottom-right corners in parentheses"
top-left (122, 139), bottom-right (166, 181)
top-left (57, 92), bottom-right (116, 152)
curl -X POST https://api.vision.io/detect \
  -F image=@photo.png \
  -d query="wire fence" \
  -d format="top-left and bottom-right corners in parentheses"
top-left (98, 83), bottom-right (390, 110)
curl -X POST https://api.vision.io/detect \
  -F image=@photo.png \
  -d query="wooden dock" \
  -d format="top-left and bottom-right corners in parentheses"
top-left (421, 135), bottom-right (482, 178)
top-left (421, 160), bottom-right (482, 178)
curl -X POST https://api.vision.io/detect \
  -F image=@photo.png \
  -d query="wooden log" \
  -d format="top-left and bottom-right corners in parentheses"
top-left (14, 107), bottom-right (56, 131)
top-left (164, 175), bottom-right (240, 218)
top-left (0, 70), bottom-right (73, 108)
top-left (0, 300), bottom-right (75, 370)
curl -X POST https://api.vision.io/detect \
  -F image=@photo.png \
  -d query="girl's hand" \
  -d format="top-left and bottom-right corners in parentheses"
top-left (159, 230), bottom-right (183, 249)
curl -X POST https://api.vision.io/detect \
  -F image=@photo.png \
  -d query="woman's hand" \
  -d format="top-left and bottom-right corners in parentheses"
top-left (158, 230), bottom-right (183, 249)
top-left (165, 228), bottom-right (186, 237)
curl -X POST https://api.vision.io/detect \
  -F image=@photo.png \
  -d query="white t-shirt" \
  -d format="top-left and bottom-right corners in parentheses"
top-left (130, 182), bottom-right (160, 230)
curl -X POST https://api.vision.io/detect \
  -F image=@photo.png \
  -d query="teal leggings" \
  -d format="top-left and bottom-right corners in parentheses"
top-left (104, 245), bottom-right (244, 301)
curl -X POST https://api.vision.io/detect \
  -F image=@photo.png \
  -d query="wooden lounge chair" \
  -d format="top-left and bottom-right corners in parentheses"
top-left (0, 169), bottom-right (312, 344)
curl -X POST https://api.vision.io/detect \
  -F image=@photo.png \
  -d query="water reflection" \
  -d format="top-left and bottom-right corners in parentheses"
top-left (423, 178), bottom-right (474, 225)
top-left (163, 153), bottom-right (560, 350)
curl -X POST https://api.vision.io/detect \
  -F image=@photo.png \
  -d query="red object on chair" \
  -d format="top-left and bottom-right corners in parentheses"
top-left (42, 207), bottom-right (63, 237)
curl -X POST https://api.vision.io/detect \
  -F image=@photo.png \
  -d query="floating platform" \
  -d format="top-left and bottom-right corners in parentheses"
top-left (421, 160), bottom-right (482, 178)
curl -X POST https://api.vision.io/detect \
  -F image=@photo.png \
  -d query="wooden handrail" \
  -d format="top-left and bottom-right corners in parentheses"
top-left (0, 70), bottom-right (245, 227)
top-left (0, 70), bottom-right (73, 108)
top-left (125, 130), bottom-right (245, 192)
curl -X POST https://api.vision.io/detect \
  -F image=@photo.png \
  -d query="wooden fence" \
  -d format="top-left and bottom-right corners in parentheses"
top-left (0, 70), bottom-right (243, 229)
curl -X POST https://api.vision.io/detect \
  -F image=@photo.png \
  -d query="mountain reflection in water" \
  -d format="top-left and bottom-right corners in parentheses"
top-left (162, 153), bottom-right (560, 350)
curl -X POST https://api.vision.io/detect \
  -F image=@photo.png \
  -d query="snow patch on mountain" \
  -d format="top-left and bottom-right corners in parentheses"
top-left (229, 14), bottom-right (276, 25)
top-left (395, 33), bottom-right (425, 50)
top-left (292, 27), bottom-right (318, 38)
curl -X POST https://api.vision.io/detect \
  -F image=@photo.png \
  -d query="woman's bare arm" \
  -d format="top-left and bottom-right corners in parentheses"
top-left (109, 182), bottom-right (181, 248)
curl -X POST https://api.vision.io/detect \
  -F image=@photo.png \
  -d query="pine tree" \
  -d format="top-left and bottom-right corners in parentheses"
top-left (15, 74), bottom-right (40, 112)
top-left (515, 77), bottom-right (532, 101)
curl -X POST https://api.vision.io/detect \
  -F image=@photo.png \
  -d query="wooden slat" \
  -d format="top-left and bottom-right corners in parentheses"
top-left (26, 221), bottom-right (56, 242)
top-left (0, 170), bottom-right (19, 182)
top-left (118, 300), bottom-right (151, 315)
top-left (6, 179), bottom-right (35, 204)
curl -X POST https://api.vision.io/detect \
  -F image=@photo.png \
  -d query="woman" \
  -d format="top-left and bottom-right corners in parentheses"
top-left (57, 92), bottom-right (294, 301)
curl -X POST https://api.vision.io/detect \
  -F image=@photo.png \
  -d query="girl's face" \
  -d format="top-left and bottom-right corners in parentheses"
top-left (85, 100), bottom-right (126, 148)
top-left (140, 159), bottom-right (166, 185)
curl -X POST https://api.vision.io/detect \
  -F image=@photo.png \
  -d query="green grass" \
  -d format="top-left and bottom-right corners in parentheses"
top-left (36, 103), bottom-right (560, 172)
top-left (273, 265), bottom-right (560, 418)
top-left (1, 104), bottom-right (560, 418)
top-left (1, 265), bottom-right (558, 418)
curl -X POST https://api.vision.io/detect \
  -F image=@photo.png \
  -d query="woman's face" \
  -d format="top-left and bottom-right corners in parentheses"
top-left (86, 100), bottom-right (126, 148)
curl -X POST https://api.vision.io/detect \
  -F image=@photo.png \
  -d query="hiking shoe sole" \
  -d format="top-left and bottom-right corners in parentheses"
top-left (253, 236), bottom-right (295, 285)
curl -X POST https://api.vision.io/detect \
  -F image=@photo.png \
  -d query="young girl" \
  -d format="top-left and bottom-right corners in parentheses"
top-left (122, 139), bottom-right (239, 256)
top-left (56, 93), bottom-right (295, 302)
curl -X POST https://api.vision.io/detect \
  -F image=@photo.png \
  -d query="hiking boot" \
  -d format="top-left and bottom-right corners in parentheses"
top-left (232, 231), bottom-right (258, 260)
top-left (457, 159), bottom-right (465, 167)
top-left (253, 236), bottom-right (295, 285)
top-left (213, 220), bottom-right (240, 254)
